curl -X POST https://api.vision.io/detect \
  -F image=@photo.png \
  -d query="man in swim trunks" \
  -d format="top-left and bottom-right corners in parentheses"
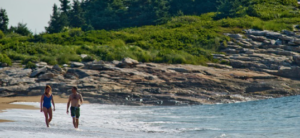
top-left (66, 86), bottom-right (83, 128)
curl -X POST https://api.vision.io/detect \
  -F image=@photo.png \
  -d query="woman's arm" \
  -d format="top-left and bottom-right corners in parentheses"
top-left (40, 95), bottom-right (44, 112)
top-left (51, 95), bottom-right (55, 111)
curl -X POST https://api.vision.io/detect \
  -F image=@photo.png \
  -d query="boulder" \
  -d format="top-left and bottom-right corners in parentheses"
top-left (277, 66), bottom-right (300, 78)
top-left (4, 85), bottom-right (29, 92)
top-left (117, 58), bottom-right (139, 68)
top-left (112, 60), bottom-right (121, 65)
top-left (35, 62), bottom-right (47, 68)
top-left (248, 35), bottom-right (267, 42)
top-left (244, 29), bottom-right (267, 36)
top-left (207, 63), bottom-right (233, 69)
top-left (65, 69), bottom-right (90, 79)
top-left (265, 31), bottom-right (282, 39)
top-left (293, 55), bottom-right (300, 65)
top-left (71, 62), bottom-right (84, 68)
top-left (86, 61), bottom-right (116, 70)
top-left (212, 54), bottom-right (226, 60)
top-left (279, 35), bottom-right (294, 41)
top-left (78, 83), bottom-right (97, 89)
top-left (29, 82), bottom-right (48, 90)
top-left (275, 39), bottom-right (282, 45)
top-left (167, 68), bottom-right (190, 73)
top-left (0, 62), bottom-right (8, 67)
top-left (9, 78), bottom-right (36, 85)
top-left (270, 40), bottom-right (276, 45)
top-left (282, 30), bottom-right (295, 36)
top-left (38, 73), bottom-right (55, 80)
top-left (246, 84), bottom-right (274, 93)
top-left (52, 64), bottom-right (62, 72)
top-left (230, 60), bottom-right (249, 68)
top-left (223, 48), bottom-right (238, 54)
top-left (30, 67), bottom-right (47, 77)
top-left (80, 54), bottom-right (88, 59)
top-left (294, 39), bottom-right (300, 45)
top-left (227, 34), bottom-right (243, 39)
top-left (6, 68), bottom-right (32, 78)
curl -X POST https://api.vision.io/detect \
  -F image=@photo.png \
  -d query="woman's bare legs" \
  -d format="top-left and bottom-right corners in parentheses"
top-left (43, 107), bottom-right (49, 127)
top-left (48, 108), bottom-right (53, 124)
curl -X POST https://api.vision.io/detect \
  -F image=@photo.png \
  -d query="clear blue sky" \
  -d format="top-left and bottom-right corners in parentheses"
top-left (0, 0), bottom-right (61, 34)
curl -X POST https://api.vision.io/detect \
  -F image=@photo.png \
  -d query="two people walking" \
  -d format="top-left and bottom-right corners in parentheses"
top-left (40, 85), bottom-right (83, 128)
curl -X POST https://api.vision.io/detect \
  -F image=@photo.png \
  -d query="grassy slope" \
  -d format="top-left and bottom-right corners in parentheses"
top-left (0, 2), bottom-right (300, 67)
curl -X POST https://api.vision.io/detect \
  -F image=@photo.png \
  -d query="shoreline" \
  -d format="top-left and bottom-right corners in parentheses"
top-left (0, 96), bottom-right (70, 123)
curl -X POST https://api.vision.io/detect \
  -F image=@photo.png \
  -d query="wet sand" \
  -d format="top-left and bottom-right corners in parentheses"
top-left (0, 96), bottom-right (69, 123)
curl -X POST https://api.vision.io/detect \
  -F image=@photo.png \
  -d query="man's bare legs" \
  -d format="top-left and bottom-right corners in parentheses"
top-left (76, 119), bottom-right (79, 128)
top-left (43, 107), bottom-right (49, 127)
top-left (72, 118), bottom-right (79, 128)
top-left (72, 117), bottom-right (76, 128)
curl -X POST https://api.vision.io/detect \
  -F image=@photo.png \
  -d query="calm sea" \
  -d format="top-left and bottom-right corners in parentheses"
top-left (0, 95), bottom-right (299, 138)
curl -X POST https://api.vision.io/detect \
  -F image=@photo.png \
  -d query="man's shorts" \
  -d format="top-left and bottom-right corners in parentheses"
top-left (70, 107), bottom-right (80, 118)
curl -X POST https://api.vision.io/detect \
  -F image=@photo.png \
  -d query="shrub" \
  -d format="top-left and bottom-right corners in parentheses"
top-left (109, 39), bottom-right (126, 47)
top-left (25, 61), bottom-right (36, 69)
top-left (69, 28), bottom-right (84, 37)
top-left (0, 53), bottom-right (12, 66)
top-left (0, 30), bottom-right (4, 39)
top-left (57, 54), bottom-right (81, 65)
top-left (41, 56), bottom-right (57, 65)
top-left (21, 56), bottom-right (39, 65)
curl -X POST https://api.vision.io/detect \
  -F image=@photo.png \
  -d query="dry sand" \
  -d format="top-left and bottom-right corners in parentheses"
top-left (0, 95), bottom-right (69, 123)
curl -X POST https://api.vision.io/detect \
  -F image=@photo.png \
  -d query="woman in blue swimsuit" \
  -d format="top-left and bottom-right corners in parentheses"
top-left (40, 85), bottom-right (55, 127)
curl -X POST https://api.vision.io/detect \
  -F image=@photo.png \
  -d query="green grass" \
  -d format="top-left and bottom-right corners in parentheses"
top-left (0, 1), bottom-right (299, 67)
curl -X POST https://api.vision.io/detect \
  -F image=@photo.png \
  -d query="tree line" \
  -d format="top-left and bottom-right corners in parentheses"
top-left (0, 8), bottom-right (32, 36)
top-left (0, 0), bottom-right (298, 35)
top-left (45, 0), bottom-right (219, 33)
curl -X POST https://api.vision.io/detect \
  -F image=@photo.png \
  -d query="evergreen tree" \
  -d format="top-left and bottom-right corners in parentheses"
top-left (46, 4), bottom-right (61, 33)
top-left (57, 12), bottom-right (69, 30)
top-left (69, 0), bottom-right (85, 28)
top-left (0, 8), bottom-right (9, 32)
top-left (46, 4), bottom-right (69, 33)
top-left (9, 22), bottom-right (32, 36)
top-left (125, 0), bottom-right (169, 27)
top-left (85, 0), bottom-right (125, 30)
top-left (59, 0), bottom-right (71, 13)
top-left (216, 0), bottom-right (247, 18)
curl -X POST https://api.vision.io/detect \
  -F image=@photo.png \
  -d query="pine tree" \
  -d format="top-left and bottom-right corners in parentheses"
top-left (0, 8), bottom-right (9, 32)
top-left (9, 22), bottom-right (32, 36)
top-left (57, 12), bottom-right (69, 30)
top-left (46, 4), bottom-right (61, 33)
top-left (69, 0), bottom-right (85, 28)
top-left (59, 0), bottom-right (71, 14)
top-left (217, 0), bottom-right (246, 18)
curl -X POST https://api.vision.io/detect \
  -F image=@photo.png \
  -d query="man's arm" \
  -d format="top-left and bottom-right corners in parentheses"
top-left (79, 94), bottom-right (83, 106)
top-left (66, 96), bottom-right (71, 114)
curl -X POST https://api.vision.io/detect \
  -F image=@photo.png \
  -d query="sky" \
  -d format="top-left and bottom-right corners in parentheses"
top-left (0, 0), bottom-right (61, 34)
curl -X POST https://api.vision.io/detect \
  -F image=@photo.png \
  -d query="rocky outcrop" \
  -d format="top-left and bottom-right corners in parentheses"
top-left (217, 29), bottom-right (300, 79)
top-left (1, 56), bottom-right (300, 105)
top-left (4, 29), bottom-right (300, 105)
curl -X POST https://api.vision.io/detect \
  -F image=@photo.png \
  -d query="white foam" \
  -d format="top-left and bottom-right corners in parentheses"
top-left (0, 103), bottom-right (180, 138)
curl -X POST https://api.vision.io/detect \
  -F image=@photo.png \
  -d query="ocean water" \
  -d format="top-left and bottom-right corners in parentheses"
top-left (0, 95), bottom-right (299, 138)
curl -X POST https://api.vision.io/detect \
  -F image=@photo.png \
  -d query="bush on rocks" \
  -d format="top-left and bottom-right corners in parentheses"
top-left (0, 53), bottom-right (12, 66)
top-left (25, 61), bottom-right (36, 69)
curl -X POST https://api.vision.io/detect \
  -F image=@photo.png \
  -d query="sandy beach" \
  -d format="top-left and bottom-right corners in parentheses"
top-left (0, 96), bottom-right (69, 123)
